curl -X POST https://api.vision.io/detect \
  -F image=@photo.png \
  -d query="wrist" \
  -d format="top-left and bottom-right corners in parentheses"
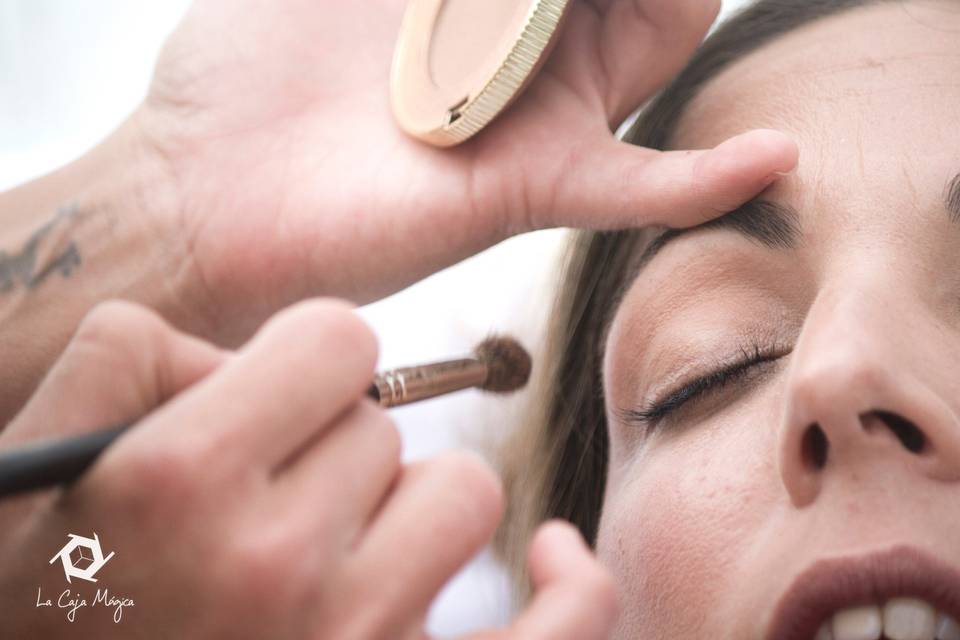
top-left (93, 113), bottom-right (213, 337)
top-left (118, 108), bottom-right (237, 345)
top-left (0, 115), bottom-right (208, 420)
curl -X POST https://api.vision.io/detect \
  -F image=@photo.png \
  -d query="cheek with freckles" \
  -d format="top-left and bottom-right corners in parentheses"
top-left (596, 398), bottom-right (783, 636)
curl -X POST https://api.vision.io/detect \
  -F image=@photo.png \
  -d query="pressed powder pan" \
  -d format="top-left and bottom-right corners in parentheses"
top-left (391, 0), bottom-right (573, 147)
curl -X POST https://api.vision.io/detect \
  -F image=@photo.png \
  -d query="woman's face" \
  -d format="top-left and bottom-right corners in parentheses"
top-left (598, 3), bottom-right (960, 639)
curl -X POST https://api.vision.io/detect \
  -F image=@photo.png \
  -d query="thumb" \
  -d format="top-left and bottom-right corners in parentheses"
top-left (539, 128), bottom-right (799, 230)
top-left (0, 301), bottom-right (226, 448)
top-left (462, 520), bottom-right (619, 640)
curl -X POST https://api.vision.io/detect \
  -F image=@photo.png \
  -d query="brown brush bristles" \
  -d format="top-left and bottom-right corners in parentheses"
top-left (474, 335), bottom-right (532, 393)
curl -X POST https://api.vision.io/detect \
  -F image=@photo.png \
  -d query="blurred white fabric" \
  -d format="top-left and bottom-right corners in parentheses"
top-left (0, 0), bottom-right (751, 634)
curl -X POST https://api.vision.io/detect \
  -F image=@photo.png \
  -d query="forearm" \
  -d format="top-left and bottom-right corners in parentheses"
top-left (0, 119), bottom-right (198, 424)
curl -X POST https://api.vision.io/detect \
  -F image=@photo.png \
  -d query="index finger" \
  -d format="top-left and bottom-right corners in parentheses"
top-left (124, 299), bottom-right (378, 473)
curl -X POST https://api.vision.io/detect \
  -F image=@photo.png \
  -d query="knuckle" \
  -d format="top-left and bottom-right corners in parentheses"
top-left (74, 301), bottom-right (165, 352)
top-left (101, 445), bottom-right (199, 519)
top-left (270, 299), bottom-right (379, 375)
top-left (70, 301), bottom-right (172, 385)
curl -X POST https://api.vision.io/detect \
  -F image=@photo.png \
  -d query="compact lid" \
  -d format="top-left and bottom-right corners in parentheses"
top-left (390, 0), bottom-right (573, 147)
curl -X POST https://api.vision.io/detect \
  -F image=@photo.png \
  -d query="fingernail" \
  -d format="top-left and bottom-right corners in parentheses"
top-left (771, 167), bottom-right (798, 178)
top-left (762, 168), bottom-right (797, 187)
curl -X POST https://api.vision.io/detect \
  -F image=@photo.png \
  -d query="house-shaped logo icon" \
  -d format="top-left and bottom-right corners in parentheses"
top-left (49, 532), bottom-right (115, 583)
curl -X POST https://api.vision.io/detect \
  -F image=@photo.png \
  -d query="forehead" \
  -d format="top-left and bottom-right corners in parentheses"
top-left (672, 2), bottom-right (960, 194)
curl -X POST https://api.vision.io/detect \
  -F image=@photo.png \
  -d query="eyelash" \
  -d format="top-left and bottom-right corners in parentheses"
top-left (622, 341), bottom-right (788, 431)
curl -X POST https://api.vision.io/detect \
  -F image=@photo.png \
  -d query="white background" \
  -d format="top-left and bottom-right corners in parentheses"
top-left (0, 1), bottom-right (752, 634)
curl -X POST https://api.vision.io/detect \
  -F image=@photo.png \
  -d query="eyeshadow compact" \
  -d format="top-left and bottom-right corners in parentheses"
top-left (390, 0), bottom-right (573, 147)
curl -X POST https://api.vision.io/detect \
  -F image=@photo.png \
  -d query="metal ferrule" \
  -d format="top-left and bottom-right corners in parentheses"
top-left (371, 358), bottom-right (487, 408)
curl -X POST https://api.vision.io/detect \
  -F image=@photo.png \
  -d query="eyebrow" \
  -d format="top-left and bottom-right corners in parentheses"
top-left (633, 199), bottom-right (802, 273)
top-left (634, 172), bottom-right (960, 274)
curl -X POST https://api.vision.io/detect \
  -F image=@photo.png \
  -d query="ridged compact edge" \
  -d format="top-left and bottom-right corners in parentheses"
top-left (435, 0), bottom-right (570, 146)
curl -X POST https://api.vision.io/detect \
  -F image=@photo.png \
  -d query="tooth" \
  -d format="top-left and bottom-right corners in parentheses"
top-left (884, 597), bottom-right (936, 640)
top-left (937, 612), bottom-right (960, 640)
top-left (815, 621), bottom-right (834, 640)
top-left (832, 605), bottom-right (883, 640)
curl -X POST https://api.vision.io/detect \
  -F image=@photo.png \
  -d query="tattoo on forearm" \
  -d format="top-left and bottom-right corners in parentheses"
top-left (0, 205), bottom-right (82, 293)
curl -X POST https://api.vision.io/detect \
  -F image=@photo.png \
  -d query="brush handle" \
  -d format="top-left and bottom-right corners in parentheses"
top-left (0, 425), bottom-right (129, 497)
top-left (0, 384), bottom-right (391, 499)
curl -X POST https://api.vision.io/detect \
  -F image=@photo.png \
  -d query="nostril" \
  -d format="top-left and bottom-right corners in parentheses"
top-left (869, 410), bottom-right (926, 454)
top-left (802, 423), bottom-right (829, 470)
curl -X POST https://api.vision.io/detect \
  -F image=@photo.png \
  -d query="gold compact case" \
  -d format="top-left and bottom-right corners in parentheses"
top-left (390, 0), bottom-right (573, 147)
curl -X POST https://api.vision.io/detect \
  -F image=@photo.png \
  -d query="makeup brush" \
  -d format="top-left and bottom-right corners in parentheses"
top-left (0, 336), bottom-right (531, 498)
top-left (371, 335), bottom-right (532, 407)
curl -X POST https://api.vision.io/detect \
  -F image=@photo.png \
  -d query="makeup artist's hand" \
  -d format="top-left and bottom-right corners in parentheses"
top-left (126, 0), bottom-right (798, 343)
top-left (0, 299), bottom-right (617, 639)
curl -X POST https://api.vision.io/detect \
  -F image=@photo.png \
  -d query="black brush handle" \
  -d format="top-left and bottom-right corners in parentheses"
top-left (0, 384), bottom-right (386, 500)
top-left (0, 425), bottom-right (128, 498)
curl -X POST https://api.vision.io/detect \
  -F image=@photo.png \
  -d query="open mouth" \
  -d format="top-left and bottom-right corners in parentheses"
top-left (765, 546), bottom-right (960, 640)
top-left (811, 598), bottom-right (959, 640)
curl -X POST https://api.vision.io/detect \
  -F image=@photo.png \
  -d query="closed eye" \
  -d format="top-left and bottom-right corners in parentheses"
top-left (620, 342), bottom-right (789, 432)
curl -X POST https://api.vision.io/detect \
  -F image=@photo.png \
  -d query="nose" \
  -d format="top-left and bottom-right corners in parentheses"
top-left (777, 286), bottom-right (960, 507)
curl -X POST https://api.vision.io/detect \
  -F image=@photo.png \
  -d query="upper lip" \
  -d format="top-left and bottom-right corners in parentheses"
top-left (764, 545), bottom-right (960, 640)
